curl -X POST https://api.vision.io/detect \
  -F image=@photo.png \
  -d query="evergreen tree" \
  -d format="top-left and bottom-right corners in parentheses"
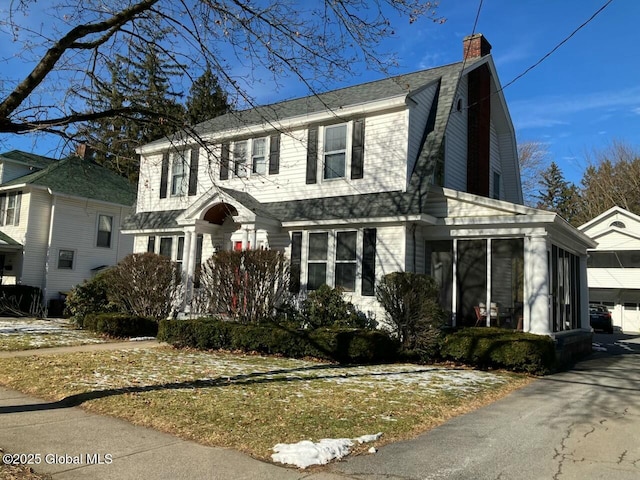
top-left (80, 24), bottom-right (185, 181)
top-left (535, 162), bottom-right (580, 224)
top-left (186, 66), bottom-right (231, 125)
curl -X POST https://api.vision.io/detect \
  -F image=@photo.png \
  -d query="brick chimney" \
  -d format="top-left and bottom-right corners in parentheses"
top-left (76, 143), bottom-right (93, 160)
top-left (463, 33), bottom-right (492, 60)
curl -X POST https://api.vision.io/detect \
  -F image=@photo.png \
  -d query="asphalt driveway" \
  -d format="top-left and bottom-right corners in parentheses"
top-left (329, 332), bottom-right (640, 480)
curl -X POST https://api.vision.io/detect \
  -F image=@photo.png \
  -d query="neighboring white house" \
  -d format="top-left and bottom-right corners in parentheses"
top-left (123, 34), bottom-right (595, 341)
top-left (0, 150), bottom-right (136, 311)
top-left (579, 206), bottom-right (640, 333)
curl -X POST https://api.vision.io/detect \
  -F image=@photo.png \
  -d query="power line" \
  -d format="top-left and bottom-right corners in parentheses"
top-left (500, 0), bottom-right (614, 93)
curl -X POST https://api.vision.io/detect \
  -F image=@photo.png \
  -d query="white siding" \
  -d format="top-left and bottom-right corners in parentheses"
top-left (43, 197), bottom-right (133, 301)
top-left (0, 161), bottom-right (33, 183)
top-left (443, 76), bottom-right (468, 191)
top-left (489, 120), bottom-right (501, 199)
top-left (135, 108), bottom-right (409, 213)
top-left (21, 189), bottom-right (51, 289)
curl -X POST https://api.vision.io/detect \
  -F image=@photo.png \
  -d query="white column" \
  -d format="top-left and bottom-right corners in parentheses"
top-left (526, 234), bottom-right (551, 335)
top-left (486, 238), bottom-right (492, 327)
top-left (241, 228), bottom-right (249, 251)
top-left (250, 228), bottom-right (257, 250)
top-left (451, 239), bottom-right (458, 327)
top-left (579, 254), bottom-right (590, 329)
top-left (184, 229), bottom-right (199, 314)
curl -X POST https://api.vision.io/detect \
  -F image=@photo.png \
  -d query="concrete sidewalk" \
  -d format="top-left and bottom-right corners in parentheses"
top-left (0, 341), bottom-right (346, 479)
top-left (0, 386), bottom-right (345, 480)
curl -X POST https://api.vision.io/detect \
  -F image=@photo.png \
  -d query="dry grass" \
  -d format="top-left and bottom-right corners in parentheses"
top-left (0, 450), bottom-right (51, 480)
top-left (0, 319), bottom-right (107, 352)
top-left (0, 347), bottom-right (532, 461)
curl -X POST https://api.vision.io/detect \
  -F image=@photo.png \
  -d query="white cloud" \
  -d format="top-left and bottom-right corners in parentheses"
top-left (510, 86), bottom-right (640, 130)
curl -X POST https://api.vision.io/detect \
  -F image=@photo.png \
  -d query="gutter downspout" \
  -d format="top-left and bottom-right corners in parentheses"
top-left (42, 190), bottom-right (57, 314)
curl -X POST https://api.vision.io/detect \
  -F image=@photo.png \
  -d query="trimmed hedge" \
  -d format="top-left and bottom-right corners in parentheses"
top-left (440, 327), bottom-right (556, 375)
top-left (82, 312), bottom-right (158, 338)
top-left (158, 318), bottom-right (398, 364)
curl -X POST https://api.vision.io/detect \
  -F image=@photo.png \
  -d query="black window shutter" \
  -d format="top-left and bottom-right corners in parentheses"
top-left (188, 148), bottom-right (199, 196)
top-left (268, 133), bottom-right (281, 175)
top-left (306, 126), bottom-right (318, 184)
top-left (159, 152), bottom-right (169, 198)
top-left (289, 231), bottom-right (302, 293)
top-left (361, 228), bottom-right (376, 296)
top-left (220, 143), bottom-right (230, 180)
top-left (351, 118), bottom-right (365, 179)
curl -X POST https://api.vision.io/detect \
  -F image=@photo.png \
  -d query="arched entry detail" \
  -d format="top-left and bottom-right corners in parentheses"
top-left (202, 202), bottom-right (238, 225)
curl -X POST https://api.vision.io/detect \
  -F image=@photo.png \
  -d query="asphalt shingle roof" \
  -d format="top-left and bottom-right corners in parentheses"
top-left (2, 156), bottom-right (136, 206)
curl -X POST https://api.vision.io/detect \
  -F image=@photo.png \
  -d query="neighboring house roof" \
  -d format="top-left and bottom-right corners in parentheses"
top-left (123, 209), bottom-right (182, 231)
top-left (0, 150), bottom-right (57, 169)
top-left (2, 156), bottom-right (136, 206)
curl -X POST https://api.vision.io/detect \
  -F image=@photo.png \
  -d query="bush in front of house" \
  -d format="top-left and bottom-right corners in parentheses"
top-left (199, 249), bottom-right (290, 324)
top-left (440, 327), bottom-right (556, 374)
top-left (64, 271), bottom-right (118, 325)
top-left (158, 318), bottom-right (398, 364)
top-left (300, 284), bottom-right (377, 330)
top-left (0, 285), bottom-right (44, 317)
top-left (376, 272), bottom-right (447, 360)
top-left (83, 312), bottom-right (158, 338)
top-left (104, 253), bottom-right (183, 321)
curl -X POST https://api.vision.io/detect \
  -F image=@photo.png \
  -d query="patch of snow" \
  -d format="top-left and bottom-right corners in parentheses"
top-left (272, 432), bottom-right (382, 469)
top-left (592, 343), bottom-right (607, 352)
top-left (368, 446), bottom-right (377, 454)
top-left (129, 336), bottom-right (156, 342)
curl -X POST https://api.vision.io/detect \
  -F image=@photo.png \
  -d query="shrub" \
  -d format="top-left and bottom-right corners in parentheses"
top-left (301, 285), bottom-right (376, 329)
top-left (440, 327), bottom-right (556, 374)
top-left (376, 272), bottom-right (446, 358)
top-left (158, 318), bottom-right (397, 364)
top-left (0, 285), bottom-right (43, 317)
top-left (199, 249), bottom-right (290, 324)
top-left (64, 271), bottom-right (118, 325)
top-left (83, 312), bottom-right (158, 338)
top-left (104, 253), bottom-right (182, 321)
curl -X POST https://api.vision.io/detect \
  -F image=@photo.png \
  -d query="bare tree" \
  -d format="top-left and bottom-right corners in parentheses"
top-left (0, 0), bottom-right (444, 150)
top-left (574, 140), bottom-right (640, 225)
top-left (518, 140), bottom-right (549, 207)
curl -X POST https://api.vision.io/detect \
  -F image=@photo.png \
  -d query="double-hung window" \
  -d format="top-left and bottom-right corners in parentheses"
top-left (0, 192), bottom-right (21, 226)
top-left (335, 231), bottom-right (357, 291)
top-left (307, 232), bottom-right (328, 290)
top-left (252, 138), bottom-right (267, 175)
top-left (170, 152), bottom-right (188, 196)
top-left (58, 249), bottom-right (75, 269)
top-left (96, 214), bottom-right (113, 248)
top-left (234, 141), bottom-right (248, 178)
top-left (159, 237), bottom-right (173, 258)
top-left (323, 124), bottom-right (347, 179)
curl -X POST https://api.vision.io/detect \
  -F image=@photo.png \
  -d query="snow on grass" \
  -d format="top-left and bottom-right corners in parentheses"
top-left (0, 318), bottom-right (106, 350)
top-left (272, 432), bottom-right (382, 469)
top-left (592, 342), bottom-right (607, 352)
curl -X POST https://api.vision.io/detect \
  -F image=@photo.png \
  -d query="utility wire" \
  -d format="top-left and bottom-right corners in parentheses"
top-left (499, 0), bottom-right (614, 93)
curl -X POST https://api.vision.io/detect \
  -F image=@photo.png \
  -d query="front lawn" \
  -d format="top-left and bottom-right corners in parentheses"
top-left (0, 347), bottom-right (532, 461)
top-left (0, 318), bottom-right (107, 352)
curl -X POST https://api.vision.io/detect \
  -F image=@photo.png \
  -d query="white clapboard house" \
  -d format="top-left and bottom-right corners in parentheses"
top-left (123, 34), bottom-right (595, 344)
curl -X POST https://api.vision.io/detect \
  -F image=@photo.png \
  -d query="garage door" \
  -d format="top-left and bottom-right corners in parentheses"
top-left (622, 303), bottom-right (640, 333)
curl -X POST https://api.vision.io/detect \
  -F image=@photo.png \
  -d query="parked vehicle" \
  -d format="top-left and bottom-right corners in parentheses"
top-left (590, 304), bottom-right (613, 333)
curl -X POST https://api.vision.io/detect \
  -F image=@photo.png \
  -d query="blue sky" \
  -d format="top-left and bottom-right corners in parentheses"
top-left (1, 0), bottom-right (638, 186)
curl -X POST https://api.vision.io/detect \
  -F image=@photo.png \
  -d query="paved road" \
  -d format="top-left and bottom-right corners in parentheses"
top-left (328, 332), bottom-right (640, 480)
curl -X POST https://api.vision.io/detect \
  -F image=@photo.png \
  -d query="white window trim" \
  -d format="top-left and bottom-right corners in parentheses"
top-left (320, 122), bottom-right (352, 182)
top-left (231, 137), bottom-right (270, 179)
top-left (302, 229), bottom-right (361, 292)
top-left (170, 151), bottom-right (188, 197)
top-left (57, 248), bottom-right (76, 270)
top-left (96, 213), bottom-right (114, 249)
